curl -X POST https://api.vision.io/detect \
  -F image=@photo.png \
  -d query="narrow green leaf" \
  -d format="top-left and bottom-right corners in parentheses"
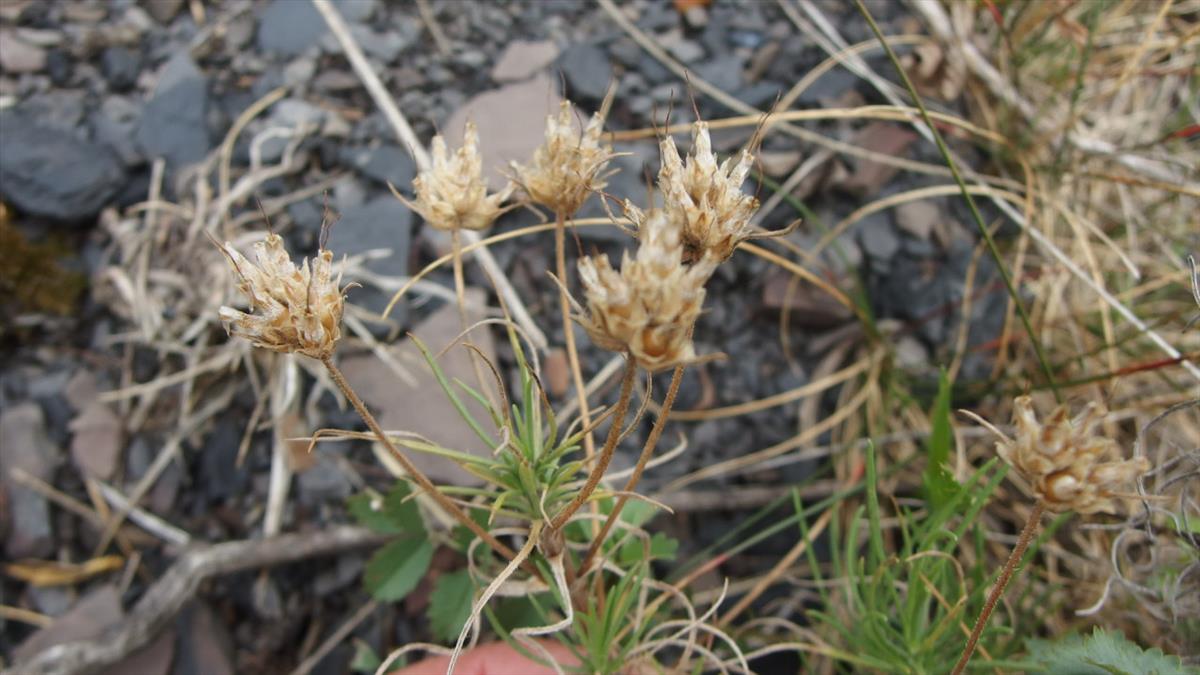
top-left (923, 369), bottom-right (960, 510)
top-left (364, 538), bottom-right (433, 602)
top-left (429, 570), bottom-right (474, 643)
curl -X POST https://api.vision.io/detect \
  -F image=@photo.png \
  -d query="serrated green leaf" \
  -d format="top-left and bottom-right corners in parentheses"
top-left (350, 639), bottom-right (382, 672)
top-left (347, 483), bottom-right (425, 536)
top-left (1026, 627), bottom-right (1191, 675)
top-left (923, 369), bottom-right (960, 510)
top-left (364, 538), bottom-right (433, 601)
top-left (429, 570), bottom-right (474, 643)
top-left (619, 532), bottom-right (679, 565)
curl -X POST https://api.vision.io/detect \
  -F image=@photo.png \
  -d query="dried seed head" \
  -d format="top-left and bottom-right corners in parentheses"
top-left (218, 233), bottom-right (345, 359)
top-left (405, 121), bottom-right (512, 231)
top-left (511, 99), bottom-right (618, 216)
top-left (657, 120), bottom-right (760, 264)
top-left (577, 209), bottom-right (715, 372)
top-left (995, 396), bottom-right (1150, 514)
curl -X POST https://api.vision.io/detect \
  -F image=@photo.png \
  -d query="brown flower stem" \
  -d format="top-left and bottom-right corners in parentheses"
top-left (321, 355), bottom-right (530, 572)
top-left (549, 358), bottom-right (638, 532)
top-left (952, 500), bottom-right (1045, 675)
top-left (578, 363), bottom-right (685, 574)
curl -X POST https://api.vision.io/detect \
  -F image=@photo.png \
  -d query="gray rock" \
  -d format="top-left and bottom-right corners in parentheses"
top-left (326, 196), bottom-right (413, 319)
top-left (332, 176), bottom-right (366, 212)
top-left (92, 95), bottom-right (144, 166)
top-left (69, 402), bottom-right (122, 480)
top-left (857, 213), bottom-right (900, 262)
top-left (664, 36), bottom-right (704, 63)
top-left (282, 57), bottom-right (317, 89)
top-left (143, 0), bottom-right (184, 24)
top-left (491, 40), bottom-right (558, 82)
top-left (101, 47), bottom-right (140, 92)
top-left (340, 142), bottom-right (417, 190)
top-left (0, 110), bottom-right (126, 221)
top-left (13, 586), bottom-right (122, 664)
top-left (694, 54), bottom-right (743, 94)
top-left (1, 404), bottom-right (60, 558)
top-left (19, 89), bottom-right (87, 132)
top-left (895, 200), bottom-right (938, 241)
top-left (336, 0), bottom-right (378, 22)
top-left (257, 0), bottom-right (325, 57)
top-left (297, 452), bottom-right (352, 503)
top-left (344, 23), bottom-right (407, 64)
top-left (557, 43), bottom-right (612, 101)
top-left (136, 53), bottom-right (210, 170)
top-left (0, 30), bottom-right (47, 73)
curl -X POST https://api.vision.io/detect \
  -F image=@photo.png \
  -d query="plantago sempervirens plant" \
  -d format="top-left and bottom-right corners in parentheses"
top-left (655, 120), bottom-right (760, 264)
top-left (216, 230), bottom-right (522, 571)
top-left (217, 232), bottom-right (345, 359)
top-left (510, 96), bottom-right (619, 217)
top-left (576, 208), bottom-right (715, 373)
top-left (953, 396), bottom-right (1151, 674)
top-left (401, 121), bottom-right (512, 233)
top-left (999, 396), bottom-right (1149, 515)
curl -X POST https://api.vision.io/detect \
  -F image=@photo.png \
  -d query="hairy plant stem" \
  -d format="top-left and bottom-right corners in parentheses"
top-left (549, 358), bottom-right (638, 532)
top-left (579, 363), bottom-right (685, 574)
top-left (952, 500), bottom-right (1045, 675)
top-left (450, 227), bottom-right (496, 411)
top-left (555, 211), bottom-right (598, 464)
top-left (320, 355), bottom-right (528, 570)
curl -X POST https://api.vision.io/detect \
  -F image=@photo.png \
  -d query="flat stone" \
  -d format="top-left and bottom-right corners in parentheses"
top-left (895, 200), bottom-right (938, 241)
top-left (338, 289), bottom-right (497, 486)
top-left (13, 585), bottom-right (122, 663)
top-left (69, 402), bottom-right (123, 479)
top-left (0, 110), bottom-right (126, 221)
top-left (100, 46), bottom-right (140, 92)
top-left (174, 602), bottom-right (235, 675)
top-left (444, 74), bottom-right (560, 192)
top-left (557, 43), bottom-right (612, 101)
top-left (257, 0), bottom-right (326, 57)
top-left (339, 142), bottom-right (416, 190)
top-left (326, 196), bottom-right (413, 320)
top-left (841, 122), bottom-right (918, 197)
top-left (491, 40), bottom-right (558, 82)
top-left (0, 29), bottom-right (47, 73)
top-left (97, 627), bottom-right (174, 675)
top-left (857, 213), bottom-right (900, 262)
top-left (92, 95), bottom-right (144, 167)
top-left (143, 0), bottom-right (184, 24)
top-left (135, 53), bottom-right (210, 170)
top-left (1, 404), bottom-right (59, 558)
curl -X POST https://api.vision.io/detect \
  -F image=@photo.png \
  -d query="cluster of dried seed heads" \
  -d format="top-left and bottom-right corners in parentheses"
top-left (401, 121), bottom-right (512, 232)
top-left (510, 99), bottom-right (619, 216)
top-left (218, 233), bottom-right (346, 359)
top-left (577, 209), bottom-right (715, 372)
top-left (995, 396), bottom-right (1149, 514)
top-left (654, 120), bottom-right (760, 264)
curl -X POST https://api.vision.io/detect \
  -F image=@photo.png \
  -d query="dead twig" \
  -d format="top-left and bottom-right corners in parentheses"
top-left (12, 526), bottom-right (388, 675)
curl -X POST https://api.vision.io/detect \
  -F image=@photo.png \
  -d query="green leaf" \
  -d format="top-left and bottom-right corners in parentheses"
top-left (618, 532), bottom-right (679, 565)
top-left (1026, 627), bottom-right (1191, 675)
top-left (429, 570), bottom-right (474, 643)
top-left (350, 639), bottom-right (383, 672)
top-left (922, 369), bottom-right (960, 510)
top-left (364, 538), bottom-right (433, 601)
top-left (347, 483), bottom-right (425, 536)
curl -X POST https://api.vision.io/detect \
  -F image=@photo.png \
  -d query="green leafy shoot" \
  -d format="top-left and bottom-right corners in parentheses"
top-left (349, 482), bottom-right (433, 602)
top-left (429, 570), bottom-right (475, 643)
top-left (923, 369), bottom-right (961, 510)
top-left (1025, 627), bottom-right (1192, 675)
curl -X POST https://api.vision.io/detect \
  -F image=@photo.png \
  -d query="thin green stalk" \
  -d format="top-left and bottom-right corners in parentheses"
top-left (854, 0), bottom-right (1062, 403)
